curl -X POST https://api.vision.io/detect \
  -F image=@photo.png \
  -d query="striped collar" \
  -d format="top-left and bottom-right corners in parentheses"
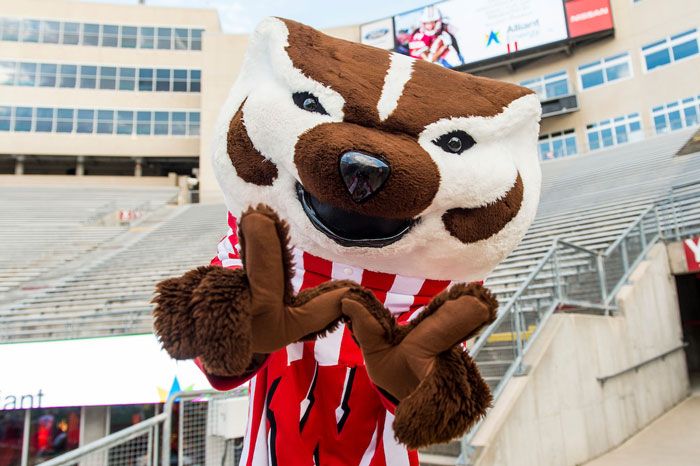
top-left (216, 212), bottom-right (452, 315)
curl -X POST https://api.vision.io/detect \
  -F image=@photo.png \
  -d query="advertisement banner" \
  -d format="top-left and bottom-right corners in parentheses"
top-left (683, 236), bottom-right (700, 273)
top-left (360, 18), bottom-right (395, 50)
top-left (393, 0), bottom-right (569, 68)
top-left (0, 334), bottom-right (212, 410)
top-left (565, 0), bottom-right (614, 38)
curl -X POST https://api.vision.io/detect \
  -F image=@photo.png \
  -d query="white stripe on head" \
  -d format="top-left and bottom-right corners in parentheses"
top-left (377, 53), bottom-right (414, 122)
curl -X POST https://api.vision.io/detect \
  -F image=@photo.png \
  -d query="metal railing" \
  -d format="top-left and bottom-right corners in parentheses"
top-left (459, 180), bottom-right (700, 464)
top-left (40, 389), bottom-right (247, 466)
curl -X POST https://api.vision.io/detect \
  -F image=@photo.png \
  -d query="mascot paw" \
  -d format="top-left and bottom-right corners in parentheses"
top-left (153, 266), bottom-right (253, 376)
top-left (342, 283), bottom-right (498, 449)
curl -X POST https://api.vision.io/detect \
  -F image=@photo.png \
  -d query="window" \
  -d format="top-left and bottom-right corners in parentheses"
top-left (172, 111), bottom-right (187, 135)
top-left (58, 64), bottom-right (77, 88)
top-left (1, 18), bottom-right (205, 51)
top-left (35, 107), bottom-right (54, 132)
top-left (119, 67), bottom-right (136, 91)
top-left (173, 69), bottom-right (187, 92)
top-left (0, 59), bottom-right (199, 94)
top-left (17, 63), bottom-right (36, 87)
top-left (14, 107), bottom-right (33, 132)
top-left (157, 27), bottom-right (172, 49)
top-left (174, 28), bottom-right (188, 50)
top-left (189, 70), bottom-right (201, 92)
top-left (137, 111), bottom-right (152, 135)
top-left (77, 109), bottom-right (94, 133)
top-left (156, 68), bottom-right (171, 92)
top-left (117, 110), bottom-right (134, 134)
top-left (41, 21), bottom-right (60, 43)
top-left (642, 28), bottom-right (699, 71)
top-left (99, 66), bottom-right (117, 90)
top-left (63, 22), bottom-right (80, 45)
top-left (79, 65), bottom-right (97, 89)
top-left (520, 70), bottom-right (570, 100)
top-left (139, 27), bottom-right (154, 49)
top-left (538, 130), bottom-right (577, 160)
top-left (38, 63), bottom-right (57, 87)
top-left (120, 26), bottom-right (137, 48)
top-left (56, 109), bottom-right (74, 133)
top-left (109, 405), bottom-right (155, 434)
top-left (29, 408), bottom-right (81, 465)
top-left (191, 29), bottom-right (203, 50)
top-left (0, 106), bottom-right (11, 131)
top-left (0, 61), bottom-right (15, 85)
top-left (652, 95), bottom-right (700, 134)
top-left (0, 106), bottom-right (198, 137)
top-left (97, 110), bottom-right (114, 134)
top-left (102, 24), bottom-right (118, 47)
top-left (20, 19), bottom-right (40, 42)
top-left (0, 410), bottom-right (25, 466)
top-left (154, 111), bottom-right (169, 135)
top-left (138, 68), bottom-right (153, 91)
top-left (586, 113), bottom-right (643, 150)
top-left (578, 52), bottom-right (632, 90)
top-left (188, 112), bottom-right (200, 136)
top-left (1, 18), bottom-right (20, 41)
top-left (82, 23), bottom-right (100, 46)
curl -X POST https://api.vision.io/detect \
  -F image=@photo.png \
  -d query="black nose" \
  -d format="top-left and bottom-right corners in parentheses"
top-left (339, 151), bottom-right (390, 203)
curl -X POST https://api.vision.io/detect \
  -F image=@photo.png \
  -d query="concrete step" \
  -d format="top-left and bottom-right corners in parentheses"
top-left (419, 452), bottom-right (458, 465)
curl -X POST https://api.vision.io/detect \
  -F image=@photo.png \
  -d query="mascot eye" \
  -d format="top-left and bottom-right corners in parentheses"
top-left (292, 92), bottom-right (328, 115)
top-left (433, 131), bottom-right (476, 154)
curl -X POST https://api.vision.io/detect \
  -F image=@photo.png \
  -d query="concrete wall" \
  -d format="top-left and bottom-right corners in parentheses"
top-left (473, 243), bottom-right (689, 466)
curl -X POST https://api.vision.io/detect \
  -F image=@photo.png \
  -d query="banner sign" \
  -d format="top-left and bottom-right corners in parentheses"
top-left (684, 236), bottom-right (700, 273)
top-left (362, 0), bottom-right (614, 69)
top-left (360, 18), bottom-right (395, 50)
top-left (0, 334), bottom-right (212, 410)
top-left (565, 0), bottom-right (614, 38)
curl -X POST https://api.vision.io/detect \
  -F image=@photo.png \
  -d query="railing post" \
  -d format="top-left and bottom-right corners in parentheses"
top-left (639, 218), bottom-right (646, 249)
top-left (178, 400), bottom-right (185, 466)
top-left (147, 427), bottom-right (154, 466)
top-left (553, 245), bottom-right (563, 301)
top-left (597, 254), bottom-right (607, 305)
top-left (670, 190), bottom-right (681, 240)
top-left (514, 304), bottom-right (525, 375)
top-left (621, 238), bottom-right (629, 272)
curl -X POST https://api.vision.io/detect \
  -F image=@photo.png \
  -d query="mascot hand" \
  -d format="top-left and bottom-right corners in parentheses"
top-left (153, 205), bottom-right (356, 377)
top-left (341, 283), bottom-right (498, 449)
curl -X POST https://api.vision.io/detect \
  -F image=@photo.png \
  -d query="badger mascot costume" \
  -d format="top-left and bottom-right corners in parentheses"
top-left (153, 17), bottom-right (541, 465)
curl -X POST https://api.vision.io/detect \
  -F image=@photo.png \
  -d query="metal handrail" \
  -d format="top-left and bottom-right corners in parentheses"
top-left (39, 412), bottom-right (168, 466)
top-left (597, 343), bottom-right (688, 385)
top-left (603, 205), bottom-right (655, 256)
top-left (461, 179), bottom-right (700, 465)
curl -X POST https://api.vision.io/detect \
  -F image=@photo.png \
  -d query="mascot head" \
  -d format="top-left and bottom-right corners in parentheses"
top-left (212, 18), bottom-right (542, 282)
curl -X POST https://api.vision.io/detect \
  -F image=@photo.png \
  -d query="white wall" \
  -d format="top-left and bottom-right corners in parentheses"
top-left (473, 243), bottom-right (689, 466)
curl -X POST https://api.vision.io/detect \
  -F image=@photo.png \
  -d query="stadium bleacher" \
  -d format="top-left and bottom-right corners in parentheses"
top-left (1, 129), bottom-right (699, 347)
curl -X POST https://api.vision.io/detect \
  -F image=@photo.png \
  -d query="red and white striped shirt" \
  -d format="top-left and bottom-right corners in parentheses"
top-left (204, 213), bottom-right (456, 466)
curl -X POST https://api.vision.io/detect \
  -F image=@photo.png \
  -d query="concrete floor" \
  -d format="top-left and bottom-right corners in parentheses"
top-left (584, 389), bottom-right (700, 466)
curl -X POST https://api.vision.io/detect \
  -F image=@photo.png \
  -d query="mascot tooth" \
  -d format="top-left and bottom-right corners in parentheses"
top-left (153, 17), bottom-right (541, 465)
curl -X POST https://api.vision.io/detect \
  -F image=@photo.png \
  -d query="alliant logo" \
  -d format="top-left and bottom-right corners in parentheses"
top-left (486, 31), bottom-right (500, 46)
top-left (570, 7), bottom-right (610, 23)
top-left (1, 389), bottom-right (45, 410)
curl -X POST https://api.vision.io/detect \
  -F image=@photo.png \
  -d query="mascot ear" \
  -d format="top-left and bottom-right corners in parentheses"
top-left (240, 17), bottom-right (291, 81)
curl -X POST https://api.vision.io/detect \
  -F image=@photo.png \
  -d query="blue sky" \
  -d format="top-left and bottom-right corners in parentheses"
top-left (82, 0), bottom-right (431, 33)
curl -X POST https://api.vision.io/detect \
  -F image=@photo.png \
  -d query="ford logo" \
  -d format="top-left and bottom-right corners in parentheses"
top-left (364, 28), bottom-right (389, 40)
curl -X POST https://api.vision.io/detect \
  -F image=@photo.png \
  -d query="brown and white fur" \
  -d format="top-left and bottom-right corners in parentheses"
top-left (212, 17), bottom-right (542, 282)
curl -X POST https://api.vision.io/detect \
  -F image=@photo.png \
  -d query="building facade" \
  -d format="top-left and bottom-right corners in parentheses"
top-left (481, 0), bottom-right (700, 162)
top-left (0, 0), bottom-right (220, 177)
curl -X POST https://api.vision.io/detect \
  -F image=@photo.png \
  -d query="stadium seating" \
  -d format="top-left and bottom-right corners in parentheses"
top-left (0, 129), bottom-right (699, 349)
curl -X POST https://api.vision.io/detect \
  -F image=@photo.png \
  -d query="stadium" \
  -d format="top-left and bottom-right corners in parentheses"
top-left (0, 0), bottom-right (699, 465)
